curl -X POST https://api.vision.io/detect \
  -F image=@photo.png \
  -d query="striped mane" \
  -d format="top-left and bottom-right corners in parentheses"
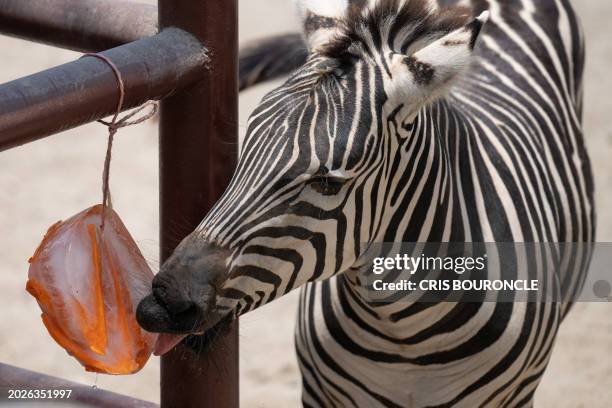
top-left (321, 0), bottom-right (473, 62)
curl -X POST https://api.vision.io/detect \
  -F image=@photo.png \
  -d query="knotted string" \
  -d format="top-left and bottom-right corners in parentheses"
top-left (80, 53), bottom-right (158, 229)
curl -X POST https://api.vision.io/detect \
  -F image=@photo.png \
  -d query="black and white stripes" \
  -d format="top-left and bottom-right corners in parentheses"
top-left (195, 0), bottom-right (594, 406)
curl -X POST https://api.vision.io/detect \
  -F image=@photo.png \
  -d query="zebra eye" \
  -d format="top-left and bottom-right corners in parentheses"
top-left (308, 176), bottom-right (346, 196)
top-left (402, 121), bottom-right (415, 132)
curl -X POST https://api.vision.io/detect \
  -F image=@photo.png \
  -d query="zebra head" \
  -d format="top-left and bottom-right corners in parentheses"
top-left (137, 0), bottom-right (489, 350)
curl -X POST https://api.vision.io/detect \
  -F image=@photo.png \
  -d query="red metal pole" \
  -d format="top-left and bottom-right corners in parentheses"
top-left (158, 0), bottom-right (239, 407)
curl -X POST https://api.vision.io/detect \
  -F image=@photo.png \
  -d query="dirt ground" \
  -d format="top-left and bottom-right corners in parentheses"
top-left (0, 1), bottom-right (610, 407)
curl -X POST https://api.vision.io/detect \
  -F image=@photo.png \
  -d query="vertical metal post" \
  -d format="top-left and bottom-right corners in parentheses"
top-left (158, 0), bottom-right (239, 407)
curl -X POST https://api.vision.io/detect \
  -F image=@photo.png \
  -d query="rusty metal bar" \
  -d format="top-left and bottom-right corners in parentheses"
top-left (0, 0), bottom-right (157, 52)
top-left (0, 363), bottom-right (158, 407)
top-left (158, 0), bottom-right (239, 407)
top-left (0, 28), bottom-right (208, 152)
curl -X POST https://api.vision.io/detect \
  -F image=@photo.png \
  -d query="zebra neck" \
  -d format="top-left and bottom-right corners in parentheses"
top-left (382, 99), bottom-right (466, 244)
top-left (337, 100), bottom-right (474, 329)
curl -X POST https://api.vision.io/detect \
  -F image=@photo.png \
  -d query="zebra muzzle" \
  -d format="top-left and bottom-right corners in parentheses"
top-left (135, 235), bottom-right (232, 355)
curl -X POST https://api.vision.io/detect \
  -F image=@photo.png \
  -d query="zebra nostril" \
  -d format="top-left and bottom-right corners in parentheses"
top-left (136, 293), bottom-right (203, 334)
top-left (152, 279), bottom-right (193, 316)
top-left (152, 284), bottom-right (167, 306)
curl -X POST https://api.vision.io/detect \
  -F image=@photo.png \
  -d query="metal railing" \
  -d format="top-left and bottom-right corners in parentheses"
top-left (0, 1), bottom-right (239, 406)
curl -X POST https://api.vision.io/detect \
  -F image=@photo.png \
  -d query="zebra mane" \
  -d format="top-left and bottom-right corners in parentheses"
top-left (321, 0), bottom-right (472, 65)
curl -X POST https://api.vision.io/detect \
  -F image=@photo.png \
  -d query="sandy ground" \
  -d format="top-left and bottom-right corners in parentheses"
top-left (0, 1), bottom-right (610, 407)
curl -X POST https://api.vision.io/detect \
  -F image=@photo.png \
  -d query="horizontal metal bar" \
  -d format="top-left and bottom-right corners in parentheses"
top-left (0, 0), bottom-right (157, 52)
top-left (0, 28), bottom-right (208, 152)
top-left (0, 362), bottom-right (158, 407)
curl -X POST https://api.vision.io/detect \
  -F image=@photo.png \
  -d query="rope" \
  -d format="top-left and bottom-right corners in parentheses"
top-left (80, 53), bottom-right (158, 229)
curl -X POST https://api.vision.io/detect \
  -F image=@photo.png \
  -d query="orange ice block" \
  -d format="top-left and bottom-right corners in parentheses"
top-left (26, 205), bottom-right (158, 375)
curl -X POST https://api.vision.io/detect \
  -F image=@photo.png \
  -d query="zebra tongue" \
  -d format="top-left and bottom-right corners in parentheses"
top-left (154, 333), bottom-right (189, 356)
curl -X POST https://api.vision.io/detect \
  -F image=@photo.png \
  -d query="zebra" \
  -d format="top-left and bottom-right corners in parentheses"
top-left (136, 0), bottom-right (595, 406)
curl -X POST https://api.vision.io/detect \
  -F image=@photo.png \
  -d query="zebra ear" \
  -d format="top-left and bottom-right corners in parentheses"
top-left (391, 11), bottom-right (489, 103)
top-left (296, 0), bottom-right (348, 52)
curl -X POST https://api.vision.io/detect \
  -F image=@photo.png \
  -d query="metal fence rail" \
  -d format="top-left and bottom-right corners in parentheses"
top-left (0, 363), bottom-right (158, 407)
top-left (0, 0), bottom-right (157, 52)
top-left (0, 28), bottom-right (207, 151)
top-left (0, 0), bottom-right (239, 406)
